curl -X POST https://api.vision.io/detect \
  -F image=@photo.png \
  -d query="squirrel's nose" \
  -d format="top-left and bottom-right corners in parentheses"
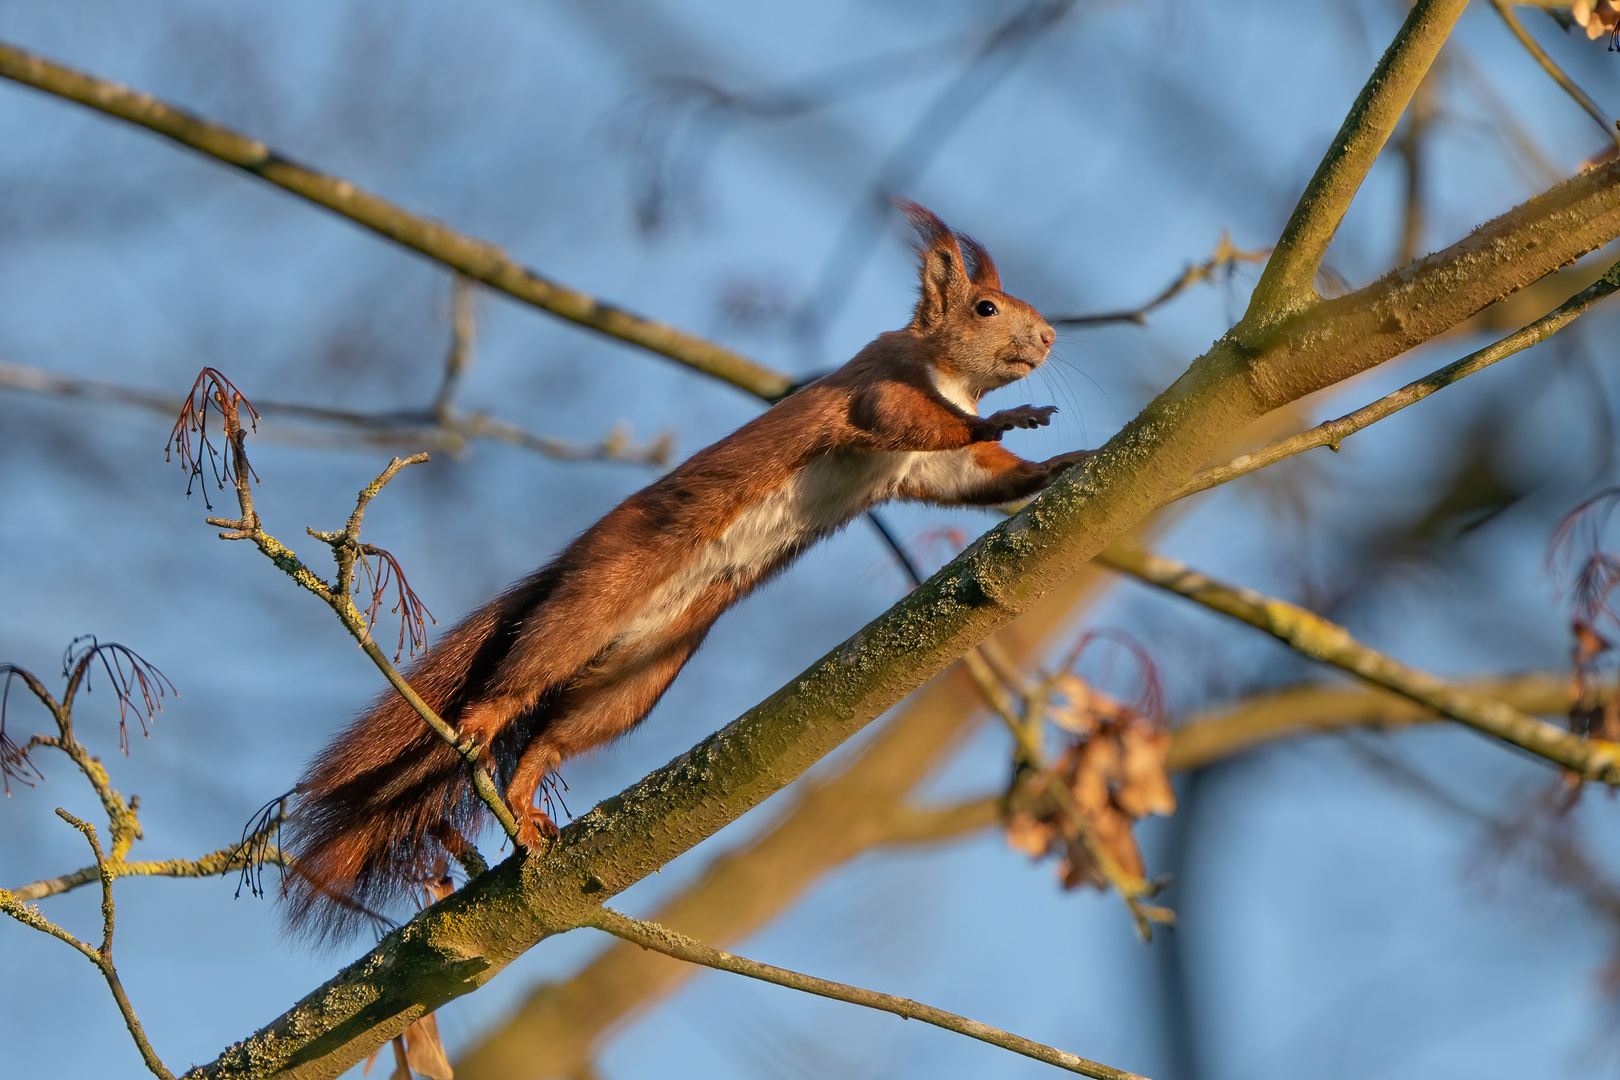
top-left (1039, 326), bottom-right (1055, 350)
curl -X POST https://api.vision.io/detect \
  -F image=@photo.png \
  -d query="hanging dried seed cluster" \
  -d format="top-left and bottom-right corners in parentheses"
top-left (1005, 671), bottom-right (1177, 889)
top-left (1548, 489), bottom-right (1620, 797)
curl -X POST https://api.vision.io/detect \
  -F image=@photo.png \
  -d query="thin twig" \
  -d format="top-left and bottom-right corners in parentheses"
top-left (0, 41), bottom-right (792, 401)
top-left (9, 831), bottom-right (292, 902)
top-left (52, 810), bottom-right (175, 1080)
top-left (187, 404), bottom-right (522, 843)
top-left (0, 359), bottom-right (671, 466)
top-left (1490, 0), bottom-right (1620, 150)
top-left (1095, 542), bottom-right (1620, 783)
top-left (1177, 253), bottom-right (1620, 500)
top-left (434, 275), bottom-right (476, 422)
top-left (1047, 234), bottom-right (1268, 327)
top-left (587, 906), bottom-right (1150, 1080)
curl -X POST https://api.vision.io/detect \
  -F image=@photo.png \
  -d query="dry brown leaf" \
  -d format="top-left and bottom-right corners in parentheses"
top-left (1115, 726), bottom-right (1177, 818)
top-left (390, 1039), bottom-right (412, 1080)
top-left (401, 1013), bottom-right (453, 1080)
top-left (1069, 733), bottom-right (1120, 816)
top-left (1046, 673), bottom-right (1096, 735)
top-left (1005, 811), bottom-right (1057, 858)
top-left (1093, 803), bottom-right (1146, 880)
top-left (1059, 838), bottom-right (1105, 890)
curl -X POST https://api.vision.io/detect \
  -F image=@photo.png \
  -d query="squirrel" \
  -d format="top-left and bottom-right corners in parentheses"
top-left (280, 200), bottom-right (1091, 940)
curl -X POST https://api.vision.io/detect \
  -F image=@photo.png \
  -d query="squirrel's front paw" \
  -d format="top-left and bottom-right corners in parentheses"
top-left (977, 404), bottom-right (1057, 440)
top-left (1042, 449), bottom-right (1093, 472)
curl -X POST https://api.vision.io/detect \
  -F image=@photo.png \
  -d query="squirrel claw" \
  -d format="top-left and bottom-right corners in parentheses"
top-left (514, 806), bottom-right (561, 851)
top-left (978, 404), bottom-right (1058, 439)
top-left (1043, 449), bottom-right (1093, 472)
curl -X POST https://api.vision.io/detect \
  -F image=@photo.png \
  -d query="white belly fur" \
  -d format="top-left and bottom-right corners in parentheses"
top-left (612, 452), bottom-right (912, 653)
top-left (613, 364), bottom-right (982, 656)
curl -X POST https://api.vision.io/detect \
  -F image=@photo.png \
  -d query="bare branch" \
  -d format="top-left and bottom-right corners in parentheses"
top-left (1490, 0), bottom-right (1620, 150)
top-left (0, 40), bottom-right (793, 400)
top-left (588, 906), bottom-right (1150, 1080)
top-left (0, 359), bottom-right (671, 467)
top-left (1047, 233), bottom-right (1268, 328)
top-left (1176, 253), bottom-right (1620, 501)
top-left (1165, 672), bottom-right (1574, 772)
top-left (1248, 0), bottom-right (1469, 316)
top-left (1094, 543), bottom-right (1620, 782)
top-left (175, 394), bottom-right (522, 845)
top-left (51, 810), bottom-right (175, 1080)
top-left (433, 275), bottom-right (476, 422)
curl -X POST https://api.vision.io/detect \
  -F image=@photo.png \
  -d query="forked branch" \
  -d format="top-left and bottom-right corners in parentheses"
top-left (1177, 253), bottom-right (1620, 500)
top-left (166, 375), bottom-right (520, 844)
top-left (1246, 0), bottom-right (1469, 317)
top-left (1095, 543), bottom-right (1620, 782)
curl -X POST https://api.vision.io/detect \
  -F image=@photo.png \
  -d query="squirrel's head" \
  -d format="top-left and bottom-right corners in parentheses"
top-left (898, 199), bottom-right (1055, 400)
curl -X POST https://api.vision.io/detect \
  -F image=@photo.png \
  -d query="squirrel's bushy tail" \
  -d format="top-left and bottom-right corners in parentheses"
top-left (279, 570), bottom-right (558, 944)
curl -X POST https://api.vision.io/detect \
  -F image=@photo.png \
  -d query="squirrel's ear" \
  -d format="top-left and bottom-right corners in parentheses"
top-left (959, 234), bottom-right (1001, 291)
top-left (896, 198), bottom-right (969, 329)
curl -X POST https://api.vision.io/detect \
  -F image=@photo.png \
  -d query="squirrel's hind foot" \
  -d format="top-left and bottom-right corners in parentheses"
top-left (514, 806), bottom-right (561, 851)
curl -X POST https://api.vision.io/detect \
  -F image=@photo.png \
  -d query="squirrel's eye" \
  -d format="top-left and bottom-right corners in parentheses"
top-left (975, 300), bottom-right (999, 317)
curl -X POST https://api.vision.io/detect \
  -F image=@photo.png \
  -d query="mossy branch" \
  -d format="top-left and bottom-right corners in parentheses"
top-left (1165, 672), bottom-right (1577, 772)
top-left (1096, 543), bottom-right (1620, 782)
top-left (1245, 0), bottom-right (1469, 317)
top-left (1178, 253), bottom-right (1620, 500)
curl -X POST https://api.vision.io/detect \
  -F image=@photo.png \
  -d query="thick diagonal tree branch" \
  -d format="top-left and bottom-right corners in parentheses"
top-left (0, 40), bottom-right (793, 401)
top-left (183, 143), bottom-right (1620, 1079)
top-left (456, 528), bottom-right (1129, 1079)
top-left (461, 667), bottom-right (1579, 1080)
top-left (1177, 254), bottom-right (1620, 500)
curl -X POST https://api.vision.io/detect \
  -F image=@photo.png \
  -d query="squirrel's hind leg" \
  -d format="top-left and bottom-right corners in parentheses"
top-left (505, 636), bottom-right (705, 849)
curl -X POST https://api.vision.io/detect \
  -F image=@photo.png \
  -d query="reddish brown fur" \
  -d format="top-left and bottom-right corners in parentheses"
top-left (281, 202), bottom-right (1091, 941)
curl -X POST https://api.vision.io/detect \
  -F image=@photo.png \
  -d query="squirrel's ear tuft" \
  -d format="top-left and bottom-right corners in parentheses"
top-left (958, 234), bottom-right (1001, 291)
top-left (896, 198), bottom-right (969, 329)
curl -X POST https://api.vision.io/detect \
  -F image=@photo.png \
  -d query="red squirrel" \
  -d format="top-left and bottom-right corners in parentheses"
top-left (282, 201), bottom-right (1089, 939)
